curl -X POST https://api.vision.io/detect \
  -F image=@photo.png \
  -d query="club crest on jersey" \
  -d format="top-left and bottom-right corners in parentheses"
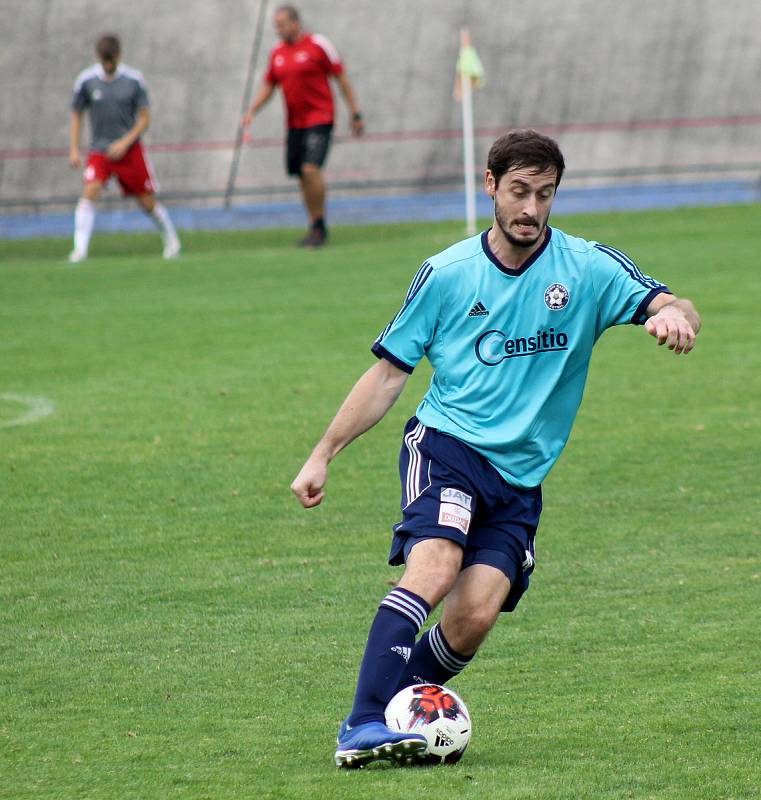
top-left (544, 283), bottom-right (570, 310)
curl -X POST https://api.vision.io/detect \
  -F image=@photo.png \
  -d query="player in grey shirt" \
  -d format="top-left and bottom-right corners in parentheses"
top-left (69, 34), bottom-right (180, 262)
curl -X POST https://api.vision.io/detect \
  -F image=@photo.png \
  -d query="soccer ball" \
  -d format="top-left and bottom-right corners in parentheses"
top-left (385, 683), bottom-right (472, 764)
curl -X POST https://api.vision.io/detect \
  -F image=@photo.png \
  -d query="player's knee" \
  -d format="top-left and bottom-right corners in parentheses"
top-left (425, 568), bottom-right (460, 603)
top-left (400, 538), bottom-right (462, 606)
top-left (467, 606), bottom-right (499, 641)
top-left (300, 162), bottom-right (321, 179)
top-left (83, 183), bottom-right (102, 201)
top-left (137, 193), bottom-right (155, 213)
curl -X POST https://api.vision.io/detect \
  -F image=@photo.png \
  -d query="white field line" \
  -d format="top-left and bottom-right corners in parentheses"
top-left (0, 394), bottom-right (55, 428)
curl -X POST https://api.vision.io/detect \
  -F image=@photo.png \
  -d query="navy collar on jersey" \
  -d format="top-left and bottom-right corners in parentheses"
top-left (481, 226), bottom-right (552, 276)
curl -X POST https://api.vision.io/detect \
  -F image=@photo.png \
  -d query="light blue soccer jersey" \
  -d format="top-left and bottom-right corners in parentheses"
top-left (372, 227), bottom-right (670, 488)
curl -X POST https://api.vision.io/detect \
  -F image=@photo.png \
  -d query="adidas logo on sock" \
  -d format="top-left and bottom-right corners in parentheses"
top-left (468, 301), bottom-right (489, 317)
top-left (391, 645), bottom-right (412, 662)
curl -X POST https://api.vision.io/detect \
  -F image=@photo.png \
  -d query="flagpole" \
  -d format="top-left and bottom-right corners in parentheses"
top-left (459, 29), bottom-right (477, 236)
top-left (224, 0), bottom-right (270, 209)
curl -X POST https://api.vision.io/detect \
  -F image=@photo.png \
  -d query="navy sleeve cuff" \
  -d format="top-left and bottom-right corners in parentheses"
top-left (632, 287), bottom-right (672, 325)
top-left (371, 342), bottom-right (415, 374)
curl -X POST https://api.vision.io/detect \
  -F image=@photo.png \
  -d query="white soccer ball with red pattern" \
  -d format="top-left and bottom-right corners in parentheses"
top-left (385, 683), bottom-right (472, 764)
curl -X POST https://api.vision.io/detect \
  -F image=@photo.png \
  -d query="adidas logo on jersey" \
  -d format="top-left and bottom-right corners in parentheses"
top-left (468, 301), bottom-right (489, 317)
top-left (391, 646), bottom-right (412, 662)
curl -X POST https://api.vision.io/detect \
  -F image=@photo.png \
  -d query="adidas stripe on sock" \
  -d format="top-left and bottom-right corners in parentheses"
top-left (380, 587), bottom-right (429, 630)
top-left (429, 623), bottom-right (472, 674)
top-left (347, 588), bottom-right (431, 727)
top-left (394, 622), bottom-right (474, 692)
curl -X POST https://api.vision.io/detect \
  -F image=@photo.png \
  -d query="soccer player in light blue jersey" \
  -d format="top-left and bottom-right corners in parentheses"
top-left (291, 129), bottom-right (701, 768)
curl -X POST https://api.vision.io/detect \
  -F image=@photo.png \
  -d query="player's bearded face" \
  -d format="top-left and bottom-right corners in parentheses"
top-left (491, 168), bottom-right (557, 249)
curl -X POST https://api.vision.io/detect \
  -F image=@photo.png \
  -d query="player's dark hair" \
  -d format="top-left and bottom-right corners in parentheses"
top-left (96, 34), bottom-right (121, 62)
top-left (487, 129), bottom-right (565, 188)
top-left (275, 4), bottom-right (300, 21)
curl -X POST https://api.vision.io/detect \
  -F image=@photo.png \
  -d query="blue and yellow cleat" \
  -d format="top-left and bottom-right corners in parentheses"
top-left (334, 719), bottom-right (427, 768)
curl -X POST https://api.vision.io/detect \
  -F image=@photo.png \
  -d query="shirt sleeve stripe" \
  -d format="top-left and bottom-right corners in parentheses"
top-left (632, 287), bottom-right (672, 325)
top-left (597, 243), bottom-right (657, 287)
top-left (405, 261), bottom-right (433, 301)
top-left (594, 244), bottom-right (663, 290)
top-left (120, 64), bottom-right (147, 87)
top-left (371, 342), bottom-right (415, 373)
top-left (375, 262), bottom-right (433, 346)
top-left (310, 33), bottom-right (342, 64)
top-left (73, 65), bottom-right (99, 93)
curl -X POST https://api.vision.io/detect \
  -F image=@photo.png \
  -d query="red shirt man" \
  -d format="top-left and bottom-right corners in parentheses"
top-left (243, 5), bottom-right (364, 247)
top-left (266, 32), bottom-right (344, 128)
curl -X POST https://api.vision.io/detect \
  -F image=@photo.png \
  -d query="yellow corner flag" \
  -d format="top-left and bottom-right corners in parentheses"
top-left (455, 29), bottom-right (484, 99)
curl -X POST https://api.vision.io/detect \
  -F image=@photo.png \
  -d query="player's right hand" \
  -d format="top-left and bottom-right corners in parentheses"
top-left (290, 455), bottom-right (328, 508)
top-left (69, 149), bottom-right (82, 169)
top-left (241, 112), bottom-right (254, 142)
top-left (644, 305), bottom-right (697, 355)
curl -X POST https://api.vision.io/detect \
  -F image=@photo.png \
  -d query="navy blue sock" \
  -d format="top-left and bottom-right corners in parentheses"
top-left (347, 588), bottom-right (430, 726)
top-left (395, 622), bottom-right (474, 692)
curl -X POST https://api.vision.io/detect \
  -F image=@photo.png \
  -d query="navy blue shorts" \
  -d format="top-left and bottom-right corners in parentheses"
top-left (389, 417), bottom-right (542, 612)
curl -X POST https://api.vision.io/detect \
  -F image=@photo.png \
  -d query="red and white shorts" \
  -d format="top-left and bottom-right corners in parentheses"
top-left (83, 141), bottom-right (158, 196)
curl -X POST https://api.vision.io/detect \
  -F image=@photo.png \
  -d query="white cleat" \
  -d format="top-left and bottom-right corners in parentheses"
top-left (68, 249), bottom-right (87, 264)
top-left (163, 239), bottom-right (181, 260)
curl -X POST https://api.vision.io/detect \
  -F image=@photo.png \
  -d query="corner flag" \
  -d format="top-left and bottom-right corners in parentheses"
top-left (456, 29), bottom-right (483, 235)
top-left (456, 31), bottom-right (485, 94)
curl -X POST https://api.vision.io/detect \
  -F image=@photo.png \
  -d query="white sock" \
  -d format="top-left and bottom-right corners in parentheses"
top-left (73, 198), bottom-right (95, 255)
top-left (149, 202), bottom-right (179, 245)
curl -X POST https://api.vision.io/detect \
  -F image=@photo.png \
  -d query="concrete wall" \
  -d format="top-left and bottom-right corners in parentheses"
top-left (2, 0), bottom-right (760, 210)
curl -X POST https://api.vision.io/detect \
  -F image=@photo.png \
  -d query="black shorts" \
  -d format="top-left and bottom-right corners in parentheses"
top-left (389, 417), bottom-right (543, 612)
top-left (286, 124), bottom-right (333, 176)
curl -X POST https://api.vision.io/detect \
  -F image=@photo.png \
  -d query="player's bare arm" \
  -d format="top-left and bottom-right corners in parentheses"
top-left (106, 107), bottom-right (150, 161)
top-left (334, 72), bottom-right (364, 136)
top-left (644, 293), bottom-right (701, 355)
top-left (290, 358), bottom-right (409, 508)
top-left (69, 111), bottom-right (84, 168)
top-left (242, 81), bottom-right (276, 130)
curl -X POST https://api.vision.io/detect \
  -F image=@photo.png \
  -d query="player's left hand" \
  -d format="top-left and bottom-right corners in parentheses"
top-left (106, 138), bottom-right (130, 161)
top-left (350, 113), bottom-right (365, 137)
top-left (645, 304), bottom-right (697, 355)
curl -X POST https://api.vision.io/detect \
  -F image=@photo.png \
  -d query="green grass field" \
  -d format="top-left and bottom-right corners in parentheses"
top-left (1, 207), bottom-right (759, 800)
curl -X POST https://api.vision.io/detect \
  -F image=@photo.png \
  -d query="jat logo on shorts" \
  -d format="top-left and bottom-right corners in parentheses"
top-left (475, 328), bottom-right (569, 366)
top-left (440, 487), bottom-right (472, 510)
